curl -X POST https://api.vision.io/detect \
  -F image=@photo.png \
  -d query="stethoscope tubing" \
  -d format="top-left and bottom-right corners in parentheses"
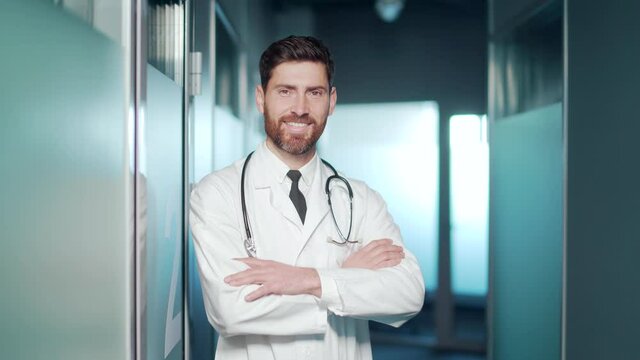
top-left (241, 151), bottom-right (355, 257)
top-left (240, 152), bottom-right (257, 257)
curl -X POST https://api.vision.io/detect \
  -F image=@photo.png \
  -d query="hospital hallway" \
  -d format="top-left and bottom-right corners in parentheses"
top-left (2, 0), bottom-right (640, 359)
top-left (371, 304), bottom-right (486, 360)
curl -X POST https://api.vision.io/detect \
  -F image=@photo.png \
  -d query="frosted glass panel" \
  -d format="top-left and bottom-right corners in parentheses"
top-left (318, 102), bottom-right (439, 291)
top-left (450, 115), bottom-right (489, 296)
top-left (0, 0), bottom-right (132, 359)
top-left (187, 3), bottom-right (217, 359)
top-left (59, 0), bottom-right (127, 44)
top-left (140, 64), bottom-right (184, 359)
top-left (490, 102), bottom-right (563, 360)
top-left (213, 107), bottom-right (245, 170)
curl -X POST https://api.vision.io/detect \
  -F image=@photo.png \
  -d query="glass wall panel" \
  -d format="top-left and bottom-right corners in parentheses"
top-left (140, 1), bottom-right (185, 359)
top-left (212, 10), bottom-right (244, 171)
top-left (318, 101), bottom-right (439, 291)
top-left (187, 0), bottom-right (217, 359)
top-left (489, 103), bottom-right (563, 360)
top-left (215, 9), bottom-right (240, 119)
top-left (0, 0), bottom-right (133, 359)
top-left (450, 115), bottom-right (489, 296)
top-left (213, 107), bottom-right (245, 170)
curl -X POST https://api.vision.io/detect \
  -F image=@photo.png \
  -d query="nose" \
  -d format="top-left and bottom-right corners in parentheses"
top-left (291, 94), bottom-right (309, 117)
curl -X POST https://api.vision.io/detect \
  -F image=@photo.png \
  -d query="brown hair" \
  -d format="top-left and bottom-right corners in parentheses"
top-left (259, 35), bottom-right (335, 89)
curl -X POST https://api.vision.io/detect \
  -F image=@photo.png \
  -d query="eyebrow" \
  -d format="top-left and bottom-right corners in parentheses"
top-left (272, 84), bottom-right (329, 91)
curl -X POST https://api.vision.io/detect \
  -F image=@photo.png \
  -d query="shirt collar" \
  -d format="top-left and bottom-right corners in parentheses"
top-left (260, 141), bottom-right (318, 187)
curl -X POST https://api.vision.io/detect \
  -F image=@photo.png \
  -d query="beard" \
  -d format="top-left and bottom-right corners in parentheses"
top-left (264, 111), bottom-right (327, 156)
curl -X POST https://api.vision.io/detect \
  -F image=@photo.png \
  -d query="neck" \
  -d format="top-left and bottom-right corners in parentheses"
top-left (265, 140), bottom-right (316, 170)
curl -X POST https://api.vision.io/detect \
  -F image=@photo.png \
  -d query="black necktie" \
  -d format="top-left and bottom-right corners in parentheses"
top-left (287, 170), bottom-right (307, 224)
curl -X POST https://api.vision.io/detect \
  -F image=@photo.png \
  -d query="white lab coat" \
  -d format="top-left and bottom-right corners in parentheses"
top-left (190, 142), bottom-right (425, 360)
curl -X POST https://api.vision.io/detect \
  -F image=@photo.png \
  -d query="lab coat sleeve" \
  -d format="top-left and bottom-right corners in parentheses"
top-left (190, 177), bottom-right (328, 337)
top-left (315, 186), bottom-right (425, 327)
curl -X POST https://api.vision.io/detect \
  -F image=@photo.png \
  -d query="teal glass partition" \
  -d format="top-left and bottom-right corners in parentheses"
top-left (141, 64), bottom-right (185, 360)
top-left (188, 1), bottom-right (217, 359)
top-left (318, 101), bottom-right (439, 291)
top-left (212, 10), bottom-right (244, 171)
top-left (489, 102), bottom-right (563, 360)
top-left (0, 0), bottom-right (133, 358)
top-left (140, 0), bottom-right (186, 356)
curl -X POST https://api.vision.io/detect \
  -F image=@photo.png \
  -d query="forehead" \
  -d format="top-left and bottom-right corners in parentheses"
top-left (268, 61), bottom-right (329, 88)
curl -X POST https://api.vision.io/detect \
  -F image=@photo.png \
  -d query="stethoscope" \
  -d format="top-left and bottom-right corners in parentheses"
top-left (240, 151), bottom-right (357, 257)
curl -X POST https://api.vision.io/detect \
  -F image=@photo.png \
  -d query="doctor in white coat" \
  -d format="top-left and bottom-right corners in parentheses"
top-left (190, 35), bottom-right (425, 360)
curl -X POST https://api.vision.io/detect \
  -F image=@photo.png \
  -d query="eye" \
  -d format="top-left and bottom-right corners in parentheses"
top-left (278, 88), bottom-right (291, 96)
top-left (309, 89), bottom-right (324, 97)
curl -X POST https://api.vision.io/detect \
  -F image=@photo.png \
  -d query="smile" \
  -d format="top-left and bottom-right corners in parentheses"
top-left (283, 121), bottom-right (313, 134)
top-left (285, 121), bottom-right (310, 127)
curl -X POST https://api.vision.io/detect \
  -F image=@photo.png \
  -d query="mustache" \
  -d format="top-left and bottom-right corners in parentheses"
top-left (279, 114), bottom-right (315, 124)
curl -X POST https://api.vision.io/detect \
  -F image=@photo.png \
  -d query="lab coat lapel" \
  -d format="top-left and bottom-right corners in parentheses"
top-left (270, 185), bottom-right (304, 228)
top-left (295, 163), bottom-right (330, 260)
top-left (252, 156), bottom-right (302, 230)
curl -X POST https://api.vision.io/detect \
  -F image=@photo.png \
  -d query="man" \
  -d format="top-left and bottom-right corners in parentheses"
top-left (190, 35), bottom-right (424, 360)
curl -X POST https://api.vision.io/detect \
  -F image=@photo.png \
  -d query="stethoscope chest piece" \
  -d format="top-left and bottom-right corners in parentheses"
top-left (244, 237), bottom-right (257, 257)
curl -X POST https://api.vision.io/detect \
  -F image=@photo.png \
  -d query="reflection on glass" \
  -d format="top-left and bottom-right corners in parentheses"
top-left (141, 63), bottom-right (184, 360)
top-left (213, 107), bottom-right (245, 170)
top-left (213, 11), bottom-right (243, 170)
top-left (215, 11), bottom-right (240, 118)
top-left (318, 101), bottom-right (439, 291)
top-left (55, 0), bottom-right (127, 44)
top-left (148, 0), bottom-right (185, 85)
top-left (450, 115), bottom-right (489, 296)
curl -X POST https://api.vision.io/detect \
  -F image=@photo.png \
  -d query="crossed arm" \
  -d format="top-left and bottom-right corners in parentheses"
top-left (190, 178), bottom-right (424, 336)
top-left (225, 239), bottom-right (405, 302)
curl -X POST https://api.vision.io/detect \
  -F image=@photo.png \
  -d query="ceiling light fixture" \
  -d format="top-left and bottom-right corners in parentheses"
top-left (375, 0), bottom-right (406, 23)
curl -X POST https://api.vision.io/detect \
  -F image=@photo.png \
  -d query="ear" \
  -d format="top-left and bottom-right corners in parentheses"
top-left (328, 86), bottom-right (337, 115)
top-left (255, 85), bottom-right (265, 114)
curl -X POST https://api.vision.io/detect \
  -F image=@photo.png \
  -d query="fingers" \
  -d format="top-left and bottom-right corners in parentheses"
top-left (245, 285), bottom-right (272, 302)
top-left (361, 239), bottom-right (405, 268)
top-left (374, 249), bottom-right (405, 268)
top-left (224, 267), bottom-right (274, 301)
top-left (362, 238), bottom-right (393, 252)
top-left (234, 257), bottom-right (271, 268)
top-left (369, 244), bottom-right (403, 258)
top-left (374, 257), bottom-right (403, 269)
top-left (342, 239), bottom-right (406, 270)
top-left (363, 239), bottom-right (404, 256)
top-left (224, 268), bottom-right (265, 286)
top-left (225, 258), bottom-right (278, 285)
top-left (365, 241), bottom-right (404, 267)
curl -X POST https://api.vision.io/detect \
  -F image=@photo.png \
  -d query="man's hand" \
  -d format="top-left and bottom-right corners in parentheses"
top-left (342, 239), bottom-right (405, 269)
top-left (224, 258), bottom-right (321, 302)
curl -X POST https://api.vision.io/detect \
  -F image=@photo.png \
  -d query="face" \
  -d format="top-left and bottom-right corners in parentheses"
top-left (256, 61), bottom-right (337, 157)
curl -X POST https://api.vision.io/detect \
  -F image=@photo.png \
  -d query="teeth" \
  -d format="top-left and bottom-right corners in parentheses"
top-left (287, 122), bottom-right (308, 127)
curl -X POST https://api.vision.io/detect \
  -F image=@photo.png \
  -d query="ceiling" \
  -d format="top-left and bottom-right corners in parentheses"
top-left (271, 0), bottom-right (486, 14)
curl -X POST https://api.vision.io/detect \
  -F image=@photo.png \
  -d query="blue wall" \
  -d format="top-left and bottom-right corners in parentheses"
top-left (565, 1), bottom-right (640, 358)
